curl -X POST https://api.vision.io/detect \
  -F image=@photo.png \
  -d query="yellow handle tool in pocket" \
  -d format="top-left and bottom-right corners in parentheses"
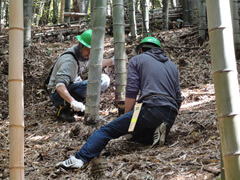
top-left (128, 103), bottom-right (143, 132)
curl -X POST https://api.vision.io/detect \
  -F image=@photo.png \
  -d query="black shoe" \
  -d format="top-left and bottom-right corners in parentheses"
top-left (76, 111), bottom-right (85, 117)
top-left (56, 105), bottom-right (75, 122)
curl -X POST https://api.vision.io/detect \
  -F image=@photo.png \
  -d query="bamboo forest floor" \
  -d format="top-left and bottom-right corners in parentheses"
top-left (1, 26), bottom-right (240, 179)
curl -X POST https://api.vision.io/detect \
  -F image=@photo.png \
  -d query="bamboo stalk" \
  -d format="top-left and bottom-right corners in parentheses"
top-left (198, 0), bottom-right (207, 42)
top-left (60, 0), bottom-right (65, 23)
top-left (64, 0), bottom-right (71, 23)
top-left (141, 0), bottom-right (150, 35)
top-left (128, 0), bottom-right (137, 39)
top-left (9, 0), bottom-right (24, 179)
top-left (206, 0), bottom-right (240, 179)
top-left (230, 0), bottom-right (240, 59)
top-left (162, 0), bottom-right (169, 30)
top-left (84, 0), bottom-right (107, 125)
top-left (113, 0), bottom-right (127, 115)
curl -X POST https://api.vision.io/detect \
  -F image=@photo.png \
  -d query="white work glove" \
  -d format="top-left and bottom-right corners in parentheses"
top-left (74, 76), bottom-right (82, 83)
top-left (70, 100), bottom-right (85, 112)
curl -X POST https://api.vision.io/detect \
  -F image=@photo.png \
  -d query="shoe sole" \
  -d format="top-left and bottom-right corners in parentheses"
top-left (150, 127), bottom-right (160, 149)
top-left (159, 123), bottom-right (167, 146)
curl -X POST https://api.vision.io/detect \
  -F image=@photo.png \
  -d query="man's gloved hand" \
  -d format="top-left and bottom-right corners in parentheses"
top-left (70, 100), bottom-right (85, 112)
top-left (74, 76), bottom-right (82, 83)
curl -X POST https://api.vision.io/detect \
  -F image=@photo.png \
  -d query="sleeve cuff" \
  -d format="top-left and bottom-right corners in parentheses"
top-left (56, 83), bottom-right (66, 88)
top-left (126, 92), bottom-right (138, 99)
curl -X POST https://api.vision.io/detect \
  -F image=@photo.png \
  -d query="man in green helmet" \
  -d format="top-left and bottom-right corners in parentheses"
top-left (56, 36), bottom-right (182, 169)
top-left (47, 29), bottom-right (113, 122)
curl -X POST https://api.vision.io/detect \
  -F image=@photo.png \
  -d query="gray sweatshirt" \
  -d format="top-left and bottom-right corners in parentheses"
top-left (126, 48), bottom-right (182, 111)
top-left (47, 44), bottom-right (88, 92)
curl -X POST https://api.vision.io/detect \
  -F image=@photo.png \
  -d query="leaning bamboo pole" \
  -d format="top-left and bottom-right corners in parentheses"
top-left (206, 0), bottom-right (240, 179)
top-left (9, 0), bottom-right (24, 179)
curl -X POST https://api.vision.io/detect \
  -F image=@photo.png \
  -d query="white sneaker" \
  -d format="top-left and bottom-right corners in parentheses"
top-left (150, 122), bottom-right (167, 148)
top-left (56, 156), bottom-right (84, 169)
top-left (159, 122), bottom-right (167, 146)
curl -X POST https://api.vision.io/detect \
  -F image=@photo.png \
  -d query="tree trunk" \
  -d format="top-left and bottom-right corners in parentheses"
top-left (162, 0), bottom-right (169, 30)
top-left (9, 0), bottom-right (24, 179)
top-left (170, 0), bottom-right (177, 7)
top-left (107, 0), bottom-right (112, 16)
top-left (113, 0), bottom-right (127, 115)
top-left (198, 0), bottom-right (206, 44)
top-left (141, 0), bottom-right (150, 36)
top-left (206, 0), bottom-right (240, 179)
top-left (60, 0), bottom-right (65, 23)
top-left (150, 0), bottom-right (155, 24)
top-left (90, 0), bottom-right (96, 27)
top-left (78, 0), bottom-right (87, 12)
top-left (85, 0), bottom-right (90, 13)
top-left (64, 0), bottom-right (71, 23)
top-left (39, 0), bottom-right (52, 25)
top-left (230, 0), bottom-right (240, 59)
top-left (0, 0), bottom-right (2, 33)
top-left (24, 0), bottom-right (33, 47)
top-left (129, 0), bottom-right (137, 39)
top-left (4, 0), bottom-right (9, 27)
top-left (187, 0), bottom-right (193, 25)
top-left (220, 150), bottom-right (226, 180)
top-left (75, 0), bottom-right (87, 21)
top-left (52, 0), bottom-right (59, 24)
top-left (35, 1), bottom-right (45, 26)
top-left (84, 0), bottom-right (107, 125)
top-left (182, 0), bottom-right (189, 26)
top-left (191, 0), bottom-right (199, 25)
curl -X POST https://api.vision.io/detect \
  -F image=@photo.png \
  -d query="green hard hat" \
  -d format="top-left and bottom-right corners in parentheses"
top-left (136, 37), bottom-right (161, 54)
top-left (76, 29), bottom-right (92, 48)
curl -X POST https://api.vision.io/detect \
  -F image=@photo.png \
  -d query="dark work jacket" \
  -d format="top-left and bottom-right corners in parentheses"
top-left (126, 48), bottom-right (182, 112)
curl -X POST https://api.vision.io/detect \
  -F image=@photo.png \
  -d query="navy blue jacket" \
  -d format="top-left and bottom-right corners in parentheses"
top-left (126, 48), bottom-right (182, 112)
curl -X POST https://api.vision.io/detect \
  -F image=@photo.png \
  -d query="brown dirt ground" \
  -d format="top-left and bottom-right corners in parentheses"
top-left (1, 27), bottom-right (239, 179)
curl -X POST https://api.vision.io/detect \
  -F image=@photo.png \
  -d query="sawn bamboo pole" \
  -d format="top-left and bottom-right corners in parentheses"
top-left (8, 0), bottom-right (24, 179)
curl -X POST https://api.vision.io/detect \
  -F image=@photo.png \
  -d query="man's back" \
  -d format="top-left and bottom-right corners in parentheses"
top-left (126, 48), bottom-right (182, 111)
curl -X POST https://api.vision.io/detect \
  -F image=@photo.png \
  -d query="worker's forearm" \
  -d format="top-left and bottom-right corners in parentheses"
top-left (56, 84), bottom-right (74, 104)
top-left (102, 58), bottom-right (113, 67)
top-left (125, 97), bottom-right (136, 113)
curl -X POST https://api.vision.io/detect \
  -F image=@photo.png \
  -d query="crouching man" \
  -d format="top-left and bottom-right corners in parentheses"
top-left (47, 29), bottom-right (113, 122)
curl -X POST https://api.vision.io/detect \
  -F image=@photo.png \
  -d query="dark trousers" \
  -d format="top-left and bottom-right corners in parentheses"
top-left (75, 105), bottom-right (177, 163)
top-left (50, 74), bottom-right (110, 107)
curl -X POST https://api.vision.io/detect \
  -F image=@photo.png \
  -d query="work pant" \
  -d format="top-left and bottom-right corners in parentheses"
top-left (75, 105), bottom-right (177, 163)
top-left (50, 74), bottom-right (110, 107)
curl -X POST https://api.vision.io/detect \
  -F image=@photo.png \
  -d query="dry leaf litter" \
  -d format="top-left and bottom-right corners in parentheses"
top-left (1, 26), bottom-right (239, 180)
